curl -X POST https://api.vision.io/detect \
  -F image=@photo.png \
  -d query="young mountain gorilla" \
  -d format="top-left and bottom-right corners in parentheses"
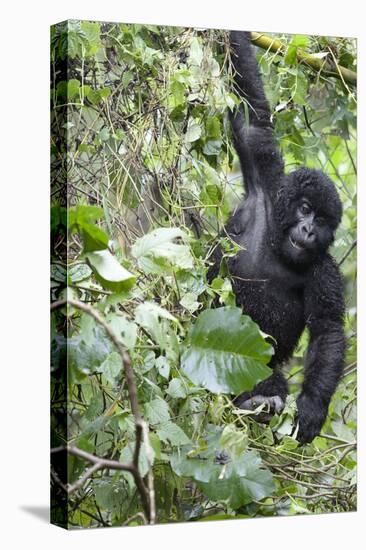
top-left (210, 31), bottom-right (345, 444)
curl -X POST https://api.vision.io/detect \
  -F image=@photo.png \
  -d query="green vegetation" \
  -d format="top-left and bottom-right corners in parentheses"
top-left (51, 21), bottom-right (356, 528)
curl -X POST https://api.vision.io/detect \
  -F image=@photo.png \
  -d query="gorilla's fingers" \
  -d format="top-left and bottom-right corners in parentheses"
top-left (239, 394), bottom-right (284, 414)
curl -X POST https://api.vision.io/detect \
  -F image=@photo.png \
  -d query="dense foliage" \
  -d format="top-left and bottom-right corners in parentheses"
top-left (51, 21), bottom-right (357, 528)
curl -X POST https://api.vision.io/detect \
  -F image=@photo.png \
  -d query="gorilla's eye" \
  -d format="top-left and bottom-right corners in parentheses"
top-left (300, 203), bottom-right (311, 215)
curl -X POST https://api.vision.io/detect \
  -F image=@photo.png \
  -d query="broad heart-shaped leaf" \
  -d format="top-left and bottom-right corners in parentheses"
top-left (170, 426), bottom-right (274, 508)
top-left (131, 227), bottom-right (193, 274)
top-left (196, 452), bottom-right (275, 509)
top-left (86, 250), bottom-right (136, 292)
top-left (181, 307), bottom-right (273, 394)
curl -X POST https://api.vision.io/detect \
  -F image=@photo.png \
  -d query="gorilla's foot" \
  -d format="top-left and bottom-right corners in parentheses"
top-left (237, 394), bottom-right (285, 422)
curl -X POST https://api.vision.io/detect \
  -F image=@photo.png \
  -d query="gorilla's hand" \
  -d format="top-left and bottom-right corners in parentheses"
top-left (296, 392), bottom-right (328, 444)
top-left (237, 394), bottom-right (285, 423)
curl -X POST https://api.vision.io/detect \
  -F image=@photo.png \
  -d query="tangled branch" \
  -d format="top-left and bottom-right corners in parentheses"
top-left (251, 32), bottom-right (357, 86)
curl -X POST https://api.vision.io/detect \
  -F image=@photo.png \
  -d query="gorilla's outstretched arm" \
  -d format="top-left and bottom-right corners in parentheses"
top-left (229, 31), bottom-right (284, 194)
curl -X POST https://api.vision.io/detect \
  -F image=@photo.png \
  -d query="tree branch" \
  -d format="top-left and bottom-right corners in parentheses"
top-left (250, 32), bottom-right (357, 86)
top-left (338, 239), bottom-right (357, 266)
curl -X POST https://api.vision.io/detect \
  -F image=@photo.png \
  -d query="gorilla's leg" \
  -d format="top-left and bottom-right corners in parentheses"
top-left (233, 369), bottom-right (288, 420)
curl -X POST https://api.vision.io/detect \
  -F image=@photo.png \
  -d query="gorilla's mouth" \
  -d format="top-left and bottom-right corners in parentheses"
top-left (289, 236), bottom-right (305, 250)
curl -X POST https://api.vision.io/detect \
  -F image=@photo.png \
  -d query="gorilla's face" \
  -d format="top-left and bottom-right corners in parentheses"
top-left (275, 168), bottom-right (342, 267)
top-left (281, 198), bottom-right (334, 265)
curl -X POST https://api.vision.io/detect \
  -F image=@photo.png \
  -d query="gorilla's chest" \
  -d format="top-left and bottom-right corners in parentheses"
top-left (228, 191), bottom-right (302, 283)
top-left (226, 192), bottom-right (306, 359)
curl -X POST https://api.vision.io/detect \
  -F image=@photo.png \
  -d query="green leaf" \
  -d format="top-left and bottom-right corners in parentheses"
top-left (196, 451), bottom-right (274, 509)
top-left (179, 292), bottom-right (201, 313)
top-left (206, 116), bottom-right (221, 139)
top-left (97, 351), bottom-right (122, 385)
top-left (285, 45), bottom-right (297, 65)
top-left (166, 378), bottom-right (188, 398)
top-left (51, 205), bottom-right (67, 232)
top-left (56, 79), bottom-right (80, 100)
top-left (157, 421), bottom-right (190, 446)
top-left (120, 441), bottom-right (153, 478)
top-left (170, 427), bottom-right (274, 508)
top-left (200, 183), bottom-right (222, 205)
top-left (189, 37), bottom-right (203, 66)
top-left (181, 307), bottom-right (273, 394)
top-left (99, 128), bottom-right (110, 141)
top-left (106, 314), bottom-right (137, 349)
top-left (86, 250), bottom-right (136, 292)
top-left (270, 394), bottom-right (298, 438)
top-left (135, 302), bottom-right (179, 360)
top-left (87, 88), bottom-right (111, 105)
top-left (68, 325), bottom-right (114, 381)
top-left (81, 21), bottom-right (101, 56)
top-left (168, 79), bottom-right (186, 112)
top-left (285, 36), bottom-right (309, 66)
top-left (291, 34), bottom-right (310, 48)
top-left (68, 263), bottom-right (92, 282)
top-left (185, 118), bottom-right (202, 143)
top-left (155, 356), bottom-right (171, 379)
top-left (220, 424), bottom-right (248, 457)
top-left (292, 69), bottom-right (308, 105)
top-left (131, 228), bottom-right (193, 274)
top-left (135, 302), bottom-right (178, 347)
top-left (94, 479), bottom-right (127, 513)
top-left (82, 223), bottom-right (109, 252)
top-left (145, 397), bottom-right (171, 425)
top-left (51, 263), bottom-right (67, 283)
top-left (207, 57), bottom-right (220, 77)
top-left (70, 205), bottom-right (104, 227)
top-left (203, 140), bottom-right (222, 156)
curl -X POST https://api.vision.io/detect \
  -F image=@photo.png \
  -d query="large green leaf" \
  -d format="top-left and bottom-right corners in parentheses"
top-left (196, 452), bottom-right (275, 509)
top-left (86, 250), bottom-right (136, 292)
top-left (170, 426), bottom-right (274, 509)
top-left (181, 307), bottom-right (273, 394)
top-left (131, 227), bottom-right (193, 274)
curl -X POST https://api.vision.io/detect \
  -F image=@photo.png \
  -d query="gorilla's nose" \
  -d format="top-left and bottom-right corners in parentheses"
top-left (301, 222), bottom-right (315, 242)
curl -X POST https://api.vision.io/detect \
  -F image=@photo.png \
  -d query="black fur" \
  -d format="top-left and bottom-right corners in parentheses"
top-left (209, 31), bottom-right (345, 444)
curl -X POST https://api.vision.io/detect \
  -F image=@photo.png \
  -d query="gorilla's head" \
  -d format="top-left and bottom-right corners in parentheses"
top-left (274, 168), bottom-right (343, 266)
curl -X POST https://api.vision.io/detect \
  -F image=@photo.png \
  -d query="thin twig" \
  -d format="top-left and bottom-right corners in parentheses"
top-left (338, 240), bottom-right (357, 266)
